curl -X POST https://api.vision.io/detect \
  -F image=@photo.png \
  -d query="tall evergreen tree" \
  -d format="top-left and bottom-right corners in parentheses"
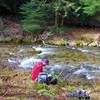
top-left (20, 0), bottom-right (100, 33)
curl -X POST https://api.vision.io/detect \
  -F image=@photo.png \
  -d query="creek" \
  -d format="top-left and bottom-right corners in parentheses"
top-left (0, 44), bottom-right (100, 80)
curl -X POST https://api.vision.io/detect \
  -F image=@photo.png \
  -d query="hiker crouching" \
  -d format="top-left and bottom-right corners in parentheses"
top-left (32, 58), bottom-right (57, 85)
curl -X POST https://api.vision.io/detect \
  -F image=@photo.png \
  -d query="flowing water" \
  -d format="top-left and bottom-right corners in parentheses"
top-left (0, 44), bottom-right (100, 80)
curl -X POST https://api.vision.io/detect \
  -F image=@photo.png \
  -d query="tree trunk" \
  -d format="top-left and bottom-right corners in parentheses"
top-left (55, 11), bottom-right (58, 27)
top-left (60, 16), bottom-right (64, 26)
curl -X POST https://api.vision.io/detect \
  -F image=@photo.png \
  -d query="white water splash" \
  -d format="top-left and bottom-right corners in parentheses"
top-left (19, 57), bottom-right (41, 68)
top-left (8, 59), bottom-right (17, 63)
top-left (73, 67), bottom-right (88, 75)
top-left (86, 73), bottom-right (95, 80)
top-left (77, 48), bottom-right (89, 53)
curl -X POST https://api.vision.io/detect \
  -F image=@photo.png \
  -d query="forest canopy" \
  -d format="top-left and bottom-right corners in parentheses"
top-left (20, 0), bottom-right (100, 33)
top-left (0, 0), bottom-right (100, 33)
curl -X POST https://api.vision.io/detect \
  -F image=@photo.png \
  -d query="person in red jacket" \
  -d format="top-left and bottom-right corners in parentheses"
top-left (32, 58), bottom-right (49, 81)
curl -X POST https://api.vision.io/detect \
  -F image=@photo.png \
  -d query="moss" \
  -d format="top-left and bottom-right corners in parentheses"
top-left (30, 50), bottom-right (42, 54)
top-left (49, 37), bottom-right (68, 46)
top-left (75, 40), bottom-right (83, 47)
top-left (55, 39), bottom-right (67, 46)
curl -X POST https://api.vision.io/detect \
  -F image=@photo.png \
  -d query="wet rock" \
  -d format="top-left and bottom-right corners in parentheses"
top-left (68, 41), bottom-right (76, 46)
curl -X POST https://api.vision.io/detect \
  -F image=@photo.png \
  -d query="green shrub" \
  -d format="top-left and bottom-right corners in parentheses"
top-left (20, 0), bottom-right (53, 34)
top-left (34, 83), bottom-right (56, 97)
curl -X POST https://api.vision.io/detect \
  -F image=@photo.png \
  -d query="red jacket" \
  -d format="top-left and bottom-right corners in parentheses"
top-left (32, 62), bottom-right (43, 80)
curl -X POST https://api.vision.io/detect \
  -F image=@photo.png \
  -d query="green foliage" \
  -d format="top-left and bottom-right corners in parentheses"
top-left (34, 83), bottom-right (57, 97)
top-left (66, 85), bottom-right (77, 92)
top-left (82, 0), bottom-right (100, 16)
top-left (53, 0), bottom-right (76, 26)
top-left (20, 0), bottom-right (80, 33)
top-left (20, 0), bottom-right (53, 34)
top-left (75, 40), bottom-right (83, 47)
top-left (20, 0), bottom-right (100, 34)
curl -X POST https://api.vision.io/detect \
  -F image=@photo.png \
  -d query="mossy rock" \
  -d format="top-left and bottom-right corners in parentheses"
top-left (75, 40), bottom-right (83, 47)
top-left (30, 50), bottom-right (42, 54)
top-left (15, 38), bottom-right (24, 44)
top-left (50, 38), bottom-right (68, 46)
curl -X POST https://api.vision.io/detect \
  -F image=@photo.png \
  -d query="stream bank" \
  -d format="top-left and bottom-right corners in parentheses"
top-left (0, 28), bottom-right (100, 99)
top-left (0, 27), bottom-right (100, 47)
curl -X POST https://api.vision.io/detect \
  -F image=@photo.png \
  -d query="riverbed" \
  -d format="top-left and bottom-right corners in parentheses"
top-left (0, 44), bottom-right (100, 99)
top-left (0, 44), bottom-right (100, 79)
